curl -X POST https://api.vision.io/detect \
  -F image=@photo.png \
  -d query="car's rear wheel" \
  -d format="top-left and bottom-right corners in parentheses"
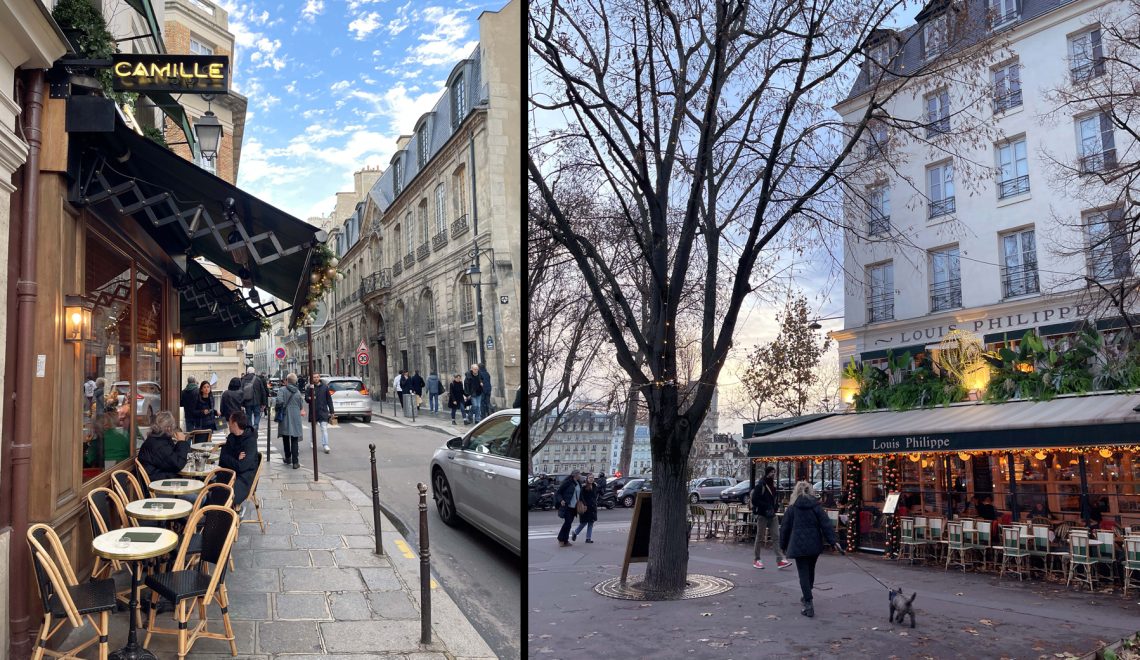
top-left (689, 493), bottom-right (700, 504)
top-left (622, 495), bottom-right (634, 507)
top-left (432, 469), bottom-right (461, 528)
top-left (362, 415), bottom-right (372, 423)
top-left (605, 501), bottom-right (615, 510)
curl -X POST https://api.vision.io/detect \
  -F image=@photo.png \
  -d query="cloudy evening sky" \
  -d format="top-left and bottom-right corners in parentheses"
top-left (215, 0), bottom-right (502, 220)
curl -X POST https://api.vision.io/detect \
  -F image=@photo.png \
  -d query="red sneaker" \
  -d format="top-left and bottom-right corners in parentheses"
top-left (777, 560), bottom-right (792, 569)
top-left (753, 560), bottom-right (764, 569)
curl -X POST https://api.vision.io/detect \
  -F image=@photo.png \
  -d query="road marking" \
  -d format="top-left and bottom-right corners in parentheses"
top-left (372, 420), bottom-right (403, 428)
top-left (394, 538), bottom-right (416, 559)
top-left (350, 422), bottom-right (371, 428)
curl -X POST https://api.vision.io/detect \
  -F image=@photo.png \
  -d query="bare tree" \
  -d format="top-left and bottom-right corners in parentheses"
top-left (740, 295), bottom-right (833, 419)
top-left (529, 0), bottom-right (1004, 596)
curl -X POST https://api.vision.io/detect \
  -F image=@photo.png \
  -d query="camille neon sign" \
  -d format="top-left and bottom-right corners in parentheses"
top-left (111, 54), bottom-right (229, 94)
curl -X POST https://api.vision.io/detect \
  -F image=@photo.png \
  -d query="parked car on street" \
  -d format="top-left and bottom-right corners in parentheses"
top-left (689, 476), bottom-right (737, 503)
top-left (718, 480), bottom-right (753, 505)
top-left (429, 409), bottom-right (521, 555)
top-left (617, 478), bottom-right (653, 507)
top-left (321, 376), bottom-right (372, 422)
top-left (111, 381), bottom-right (161, 425)
top-left (814, 479), bottom-right (843, 493)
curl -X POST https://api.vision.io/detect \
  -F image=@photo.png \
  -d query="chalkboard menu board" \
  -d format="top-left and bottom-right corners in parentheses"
top-left (620, 492), bottom-right (652, 583)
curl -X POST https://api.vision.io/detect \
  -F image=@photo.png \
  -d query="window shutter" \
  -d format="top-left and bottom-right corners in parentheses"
top-left (1091, 29), bottom-right (1104, 75)
top-left (940, 91), bottom-right (950, 123)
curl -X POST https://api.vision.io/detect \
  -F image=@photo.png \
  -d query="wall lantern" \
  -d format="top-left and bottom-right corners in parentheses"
top-left (64, 295), bottom-right (94, 343)
top-left (172, 333), bottom-right (185, 357)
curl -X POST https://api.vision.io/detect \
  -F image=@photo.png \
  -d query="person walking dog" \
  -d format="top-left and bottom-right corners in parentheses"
top-left (780, 481), bottom-right (839, 618)
top-left (751, 467), bottom-right (791, 570)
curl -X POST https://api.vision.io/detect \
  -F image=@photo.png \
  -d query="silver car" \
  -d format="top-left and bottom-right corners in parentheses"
top-left (429, 409), bottom-right (521, 555)
top-left (689, 476), bottom-right (737, 503)
top-left (111, 381), bottom-right (161, 425)
top-left (322, 376), bottom-right (372, 422)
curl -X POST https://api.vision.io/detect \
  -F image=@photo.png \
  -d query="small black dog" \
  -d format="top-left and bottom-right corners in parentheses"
top-left (888, 588), bottom-right (917, 628)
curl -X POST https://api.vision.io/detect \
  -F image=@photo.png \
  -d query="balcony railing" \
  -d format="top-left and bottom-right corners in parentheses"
top-left (417, 242), bottom-right (430, 260)
top-left (1079, 149), bottom-right (1117, 174)
top-left (924, 116), bottom-right (950, 137)
top-left (432, 229), bottom-right (448, 251)
top-left (993, 88), bottom-right (1022, 113)
top-left (404, 252), bottom-right (415, 268)
top-left (998, 174), bottom-right (1030, 199)
top-left (1071, 59), bottom-right (1105, 83)
top-left (865, 139), bottom-right (888, 159)
top-left (868, 213), bottom-right (890, 236)
top-left (866, 292), bottom-right (894, 323)
top-left (989, 8), bottom-right (1018, 27)
top-left (1001, 263), bottom-right (1040, 298)
top-left (451, 214), bottom-right (470, 239)
top-left (362, 270), bottom-right (392, 294)
top-left (929, 197), bottom-right (956, 218)
top-left (393, 261), bottom-right (403, 278)
top-left (1088, 251), bottom-right (1131, 281)
top-left (930, 280), bottom-right (962, 312)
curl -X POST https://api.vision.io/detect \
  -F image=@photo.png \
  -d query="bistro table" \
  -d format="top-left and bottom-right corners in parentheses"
top-left (190, 440), bottom-right (225, 453)
top-left (179, 462), bottom-right (218, 479)
top-left (149, 478), bottom-right (205, 497)
top-left (125, 497), bottom-right (193, 522)
top-left (92, 526), bottom-right (179, 660)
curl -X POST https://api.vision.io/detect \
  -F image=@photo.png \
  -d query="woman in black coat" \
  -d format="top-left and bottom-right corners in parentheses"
top-left (780, 481), bottom-right (839, 618)
top-left (216, 411), bottom-right (259, 507)
top-left (447, 374), bottom-right (467, 425)
top-left (138, 411), bottom-right (191, 481)
top-left (187, 381), bottom-right (218, 432)
top-left (571, 474), bottom-right (599, 542)
top-left (220, 377), bottom-right (244, 420)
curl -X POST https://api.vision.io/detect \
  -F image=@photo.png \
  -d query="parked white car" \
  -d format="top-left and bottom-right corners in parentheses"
top-left (111, 381), bottom-right (161, 425)
top-left (430, 409), bottom-right (521, 555)
top-left (321, 376), bottom-right (372, 422)
top-left (689, 476), bottom-right (737, 503)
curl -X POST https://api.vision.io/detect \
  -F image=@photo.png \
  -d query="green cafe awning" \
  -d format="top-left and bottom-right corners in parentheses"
top-left (747, 393), bottom-right (1140, 458)
top-left (179, 259), bottom-right (260, 344)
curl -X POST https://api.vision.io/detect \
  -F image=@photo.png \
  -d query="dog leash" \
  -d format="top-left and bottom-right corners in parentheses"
top-left (836, 546), bottom-right (893, 591)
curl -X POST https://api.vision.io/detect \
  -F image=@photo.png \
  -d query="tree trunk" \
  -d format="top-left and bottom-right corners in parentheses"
top-left (642, 412), bottom-right (694, 597)
top-left (619, 383), bottom-right (637, 475)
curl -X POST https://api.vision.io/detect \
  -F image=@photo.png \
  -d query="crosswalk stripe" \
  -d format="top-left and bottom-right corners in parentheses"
top-left (350, 422), bottom-right (371, 428)
top-left (372, 420), bottom-right (402, 428)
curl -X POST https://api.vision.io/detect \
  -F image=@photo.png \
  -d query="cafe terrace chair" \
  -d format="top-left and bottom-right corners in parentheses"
top-left (185, 484), bottom-right (235, 571)
top-left (687, 505), bottom-right (708, 539)
top-left (143, 505), bottom-right (240, 659)
top-left (1067, 529), bottom-right (1099, 591)
top-left (1123, 537), bottom-right (1140, 597)
top-left (972, 521), bottom-right (995, 570)
top-left (207, 467), bottom-right (236, 487)
top-left (85, 489), bottom-right (133, 609)
top-left (1029, 525), bottom-right (1060, 579)
top-left (945, 521), bottom-right (970, 572)
top-left (239, 452), bottom-right (266, 534)
top-left (999, 526), bottom-right (1030, 581)
top-left (899, 518), bottom-right (923, 563)
top-left (134, 458), bottom-right (154, 496)
top-left (110, 469), bottom-right (145, 506)
top-left (927, 517), bottom-right (946, 561)
top-left (1094, 530), bottom-right (1117, 582)
top-left (27, 523), bottom-right (117, 660)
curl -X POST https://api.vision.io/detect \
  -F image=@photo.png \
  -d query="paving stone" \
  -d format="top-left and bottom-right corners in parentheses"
top-left (359, 567), bottom-right (404, 592)
top-left (334, 548), bottom-right (392, 567)
top-left (310, 549), bottom-right (337, 566)
top-left (407, 654), bottom-right (450, 660)
top-left (295, 498), bottom-right (358, 510)
top-left (283, 482), bottom-right (313, 490)
top-left (256, 620), bottom-right (324, 654)
top-left (324, 489), bottom-right (346, 500)
top-left (249, 533), bottom-right (293, 550)
top-left (344, 535), bottom-right (378, 549)
top-left (261, 521), bottom-right (297, 535)
top-left (276, 655), bottom-right (397, 660)
top-left (144, 618), bottom-right (255, 656)
top-left (367, 590), bottom-right (419, 620)
top-left (282, 567), bottom-right (365, 592)
top-left (291, 534), bottom-right (345, 550)
top-left (260, 508), bottom-right (295, 523)
top-left (224, 591), bottom-right (270, 620)
top-left (284, 489), bottom-right (328, 499)
top-left (320, 620), bottom-right (424, 654)
top-left (252, 549), bottom-right (313, 568)
top-left (310, 481), bottom-right (335, 490)
top-left (274, 592), bottom-right (332, 620)
top-left (322, 523), bottom-right (373, 536)
top-left (259, 497), bottom-right (293, 509)
top-left (328, 592), bottom-right (372, 620)
top-left (225, 568), bottom-right (280, 593)
top-left (292, 508), bottom-right (368, 523)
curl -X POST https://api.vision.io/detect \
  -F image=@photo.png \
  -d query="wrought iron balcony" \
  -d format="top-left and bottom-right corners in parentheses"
top-left (1079, 149), bottom-right (1117, 174)
top-left (925, 116), bottom-right (950, 137)
top-left (451, 214), bottom-right (470, 238)
top-left (404, 252), bottom-right (415, 268)
top-left (417, 242), bottom-right (430, 260)
top-left (1071, 59), bottom-right (1105, 83)
top-left (1088, 251), bottom-right (1131, 281)
top-left (929, 197), bottom-right (955, 218)
top-left (363, 270), bottom-right (391, 294)
top-left (1001, 263), bottom-right (1039, 298)
top-left (432, 229), bottom-right (448, 251)
top-left (929, 280), bottom-right (962, 312)
top-left (866, 292), bottom-right (894, 323)
top-left (998, 174), bottom-right (1030, 199)
top-left (993, 88), bottom-right (1022, 113)
top-left (868, 213), bottom-right (890, 236)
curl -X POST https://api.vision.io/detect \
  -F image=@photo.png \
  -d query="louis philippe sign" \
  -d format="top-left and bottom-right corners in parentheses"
top-left (111, 54), bottom-right (229, 94)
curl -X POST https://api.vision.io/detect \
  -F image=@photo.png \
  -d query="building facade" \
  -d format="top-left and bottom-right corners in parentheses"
top-left (609, 424), bottom-right (651, 477)
top-left (531, 410), bottom-right (616, 475)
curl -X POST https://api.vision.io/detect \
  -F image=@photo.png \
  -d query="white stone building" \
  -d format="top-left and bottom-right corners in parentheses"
top-left (531, 410), bottom-right (616, 475)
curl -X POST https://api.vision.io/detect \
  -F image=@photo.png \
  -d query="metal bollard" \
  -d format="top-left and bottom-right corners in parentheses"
top-left (266, 403), bottom-right (272, 463)
top-left (369, 444), bottom-right (384, 555)
top-left (417, 482), bottom-right (431, 644)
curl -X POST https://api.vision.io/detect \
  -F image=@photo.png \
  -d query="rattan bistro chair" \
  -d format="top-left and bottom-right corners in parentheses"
top-left (85, 488), bottom-right (133, 609)
top-left (239, 452), bottom-right (266, 533)
top-left (144, 505), bottom-right (240, 659)
top-left (27, 523), bottom-right (117, 660)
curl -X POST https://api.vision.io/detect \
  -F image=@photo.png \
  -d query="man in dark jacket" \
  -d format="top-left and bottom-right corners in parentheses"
top-left (215, 411), bottom-right (259, 507)
top-left (305, 374), bottom-right (336, 454)
top-left (478, 363), bottom-right (492, 418)
top-left (241, 367), bottom-right (269, 433)
top-left (180, 376), bottom-right (199, 430)
top-left (751, 467), bottom-right (789, 569)
top-left (780, 482), bottom-right (839, 618)
top-left (555, 471), bottom-right (581, 547)
top-left (407, 370), bottom-right (425, 409)
top-left (464, 364), bottom-right (485, 423)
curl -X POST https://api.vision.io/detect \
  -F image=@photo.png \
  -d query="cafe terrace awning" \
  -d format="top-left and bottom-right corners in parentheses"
top-left (180, 259), bottom-right (260, 344)
top-left (747, 393), bottom-right (1140, 458)
top-left (71, 115), bottom-right (326, 330)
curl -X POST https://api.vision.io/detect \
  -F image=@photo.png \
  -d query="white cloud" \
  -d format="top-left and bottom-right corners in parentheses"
top-left (329, 80), bottom-right (352, 93)
top-left (347, 0), bottom-right (383, 11)
top-left (348, 12), bottom-right (382, 40)
top-left (406, 7), bottom-right (478, 66)
top-left (250, 37), bottom-right (287, 71)
top-left (386, 2), bottom-right (412, 35)
top-left (301, 0), bottom-right (324, 22)
top-left (348, 81), bottom-right (444, 135)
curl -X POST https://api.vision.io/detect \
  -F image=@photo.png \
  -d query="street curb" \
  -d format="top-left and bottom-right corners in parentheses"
top-left (370, 404), bottom-right (456, 437)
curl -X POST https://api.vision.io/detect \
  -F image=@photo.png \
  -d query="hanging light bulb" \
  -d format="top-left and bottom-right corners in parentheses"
top-left (1099, 448), bottom-right (1113, 458)
top-left (908, 453), bottom-right (920, 462)
top-left (336, 272), bottom-right (344, 281)
top-left (1034, 451), bottom-right (1047, 461)
top-left (958, 452), bottom-right (971, 462)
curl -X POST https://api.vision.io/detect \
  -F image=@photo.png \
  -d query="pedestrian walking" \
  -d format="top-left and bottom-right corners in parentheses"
top-left (276, 373), bottom-right (304, 469)
top-left (751, 467), bottom-right (791, 570)
top-left (241, 366), bottom-right (269, 432)
top-left (187, 381), bottom-right (218, 432)
top-left (556, 471), bottom-right (582, 546)
top-left (447, 374), bottom-right (467, 425)
top-left (464, 364), bottom-right (484, 424)
top-left (779, 481), bottom-right (839, 618)
top-left (407, 370), bottom-right (425, 409)
top-left (83, 377), bottom-right (96, 409)
top-left (220, 377), bottom-right (244, 421)
top-left (305, 374), bottom-right (335, 454)
top-left (571, 474), bottom-right (599, 543)
top-left (179, 376), bottom-right (197, 429)
top-left (393, 370), bottom-right (404, 404)
top-left (426, 370), bottom-right (443, 414)
top-left (94, 377), bottom-right (107, 417)
top-left (478, 363), bottom-right (492, 418)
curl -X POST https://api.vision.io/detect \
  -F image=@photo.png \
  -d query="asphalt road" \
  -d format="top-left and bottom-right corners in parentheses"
top-left (258, 413), bottom-right (521, 660)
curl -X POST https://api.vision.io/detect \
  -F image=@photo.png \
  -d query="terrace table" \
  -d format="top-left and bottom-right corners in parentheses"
top-left (149, 478), bottom-right (205, 497)
top-left (92, 527), bottom-right (179, 660)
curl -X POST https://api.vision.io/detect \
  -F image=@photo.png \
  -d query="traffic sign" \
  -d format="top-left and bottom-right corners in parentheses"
top-left (356, 339), bottom-right (368, 355)
top-left (357, 352), bottom-right (369, 366)
top-left (275, 347), bottom-right (286, 359)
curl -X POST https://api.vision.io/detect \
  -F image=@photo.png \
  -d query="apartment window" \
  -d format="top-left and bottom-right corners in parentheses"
top-left (927, 162), bottom-right (955, 218)
top-left (925, 90), bottom-right (950, 136)
top-left (992, 62), bottom-right (1022, 112)
top-left (417, 123), bottom-right (429, 169)
top-left (1069, 28), bottom-right (1105, 82)
top-left (189, 38), bottom-right (214, 55)
top-left (866, 262), bottom-right (894, 323)
top-left (451, 73), bottom-right (466, 129)
top-left (989, 0), bottom-right (1018, 27)
top-left (1078, 113), bottom-right (1117, 174)
top-left (930, 246), bottom-right (962, 312)
top-left (194, 343), bottom-right (220, 354)
top-left (1086, 208), bottom-right (1130, 281)
top-left (865, 43), bottom-right (893, 82)
top-left (434, 184), bottom-right (447, 234)
top-left (866, 119), bottom-right (888, 158)
top-left (1001, 228), bottom-right (1039, 297)
top-left (924, 14), bottom-right (948, 59)
top-left (452, 166), bottom-right (467, 218)
top-left (405, 213), bottom-right (415, 256)
top-left (460, 278), bottom-right (474, 323)
top-left (418, 200), bottom-right (429, 245)
top-left (393, 158), bottom-right (403, 196)
top-left (867, 185), bottom-right (890, 236)
top-left (996, 138), bottom-right (1029, 198)
top-left (463, 340), bottom-right (477, 368)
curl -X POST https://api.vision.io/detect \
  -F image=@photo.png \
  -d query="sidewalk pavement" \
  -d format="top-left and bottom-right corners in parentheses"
top-left (369, 400), bottom-right (470, 436)
top-left (68, 455), bottom-right (495, 659)
top-left (529, 530), bottom-right (1140, 658)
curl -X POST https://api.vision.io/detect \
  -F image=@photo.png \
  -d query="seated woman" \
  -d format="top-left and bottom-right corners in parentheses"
top-left (1029, 501), bottom-right (1052, 522)
top-left (216, 410), bottom-right (258, 508)
top-left (138, 411), bottom-right (191, 481)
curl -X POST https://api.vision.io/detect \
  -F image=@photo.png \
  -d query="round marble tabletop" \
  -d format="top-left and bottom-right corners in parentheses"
top-left (92, 526), bottom-right (179, 561)
top-left (125, 497), bottom-right (194, 521)
top-left (149, 478), bottom-right (205, 496)
top-left (179, 463), bottom-right (218, 478)
top-left (191, 441), bottom-right (225, 452)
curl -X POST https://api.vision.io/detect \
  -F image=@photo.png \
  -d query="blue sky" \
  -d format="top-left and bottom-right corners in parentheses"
top-left (214, 0), bottom-right (502, 220)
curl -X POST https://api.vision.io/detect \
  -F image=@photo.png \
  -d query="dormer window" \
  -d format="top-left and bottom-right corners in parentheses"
top-left (450, 72), bottom-right (466, 129)
top-left (417, 123), bottom-right (429, 169)
top-left (393, 157), bottom-right (403, 196)
top-left (925, 13), bottom-right (948, 59)
top-left (989, 0), bottom-right (1018, 28)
